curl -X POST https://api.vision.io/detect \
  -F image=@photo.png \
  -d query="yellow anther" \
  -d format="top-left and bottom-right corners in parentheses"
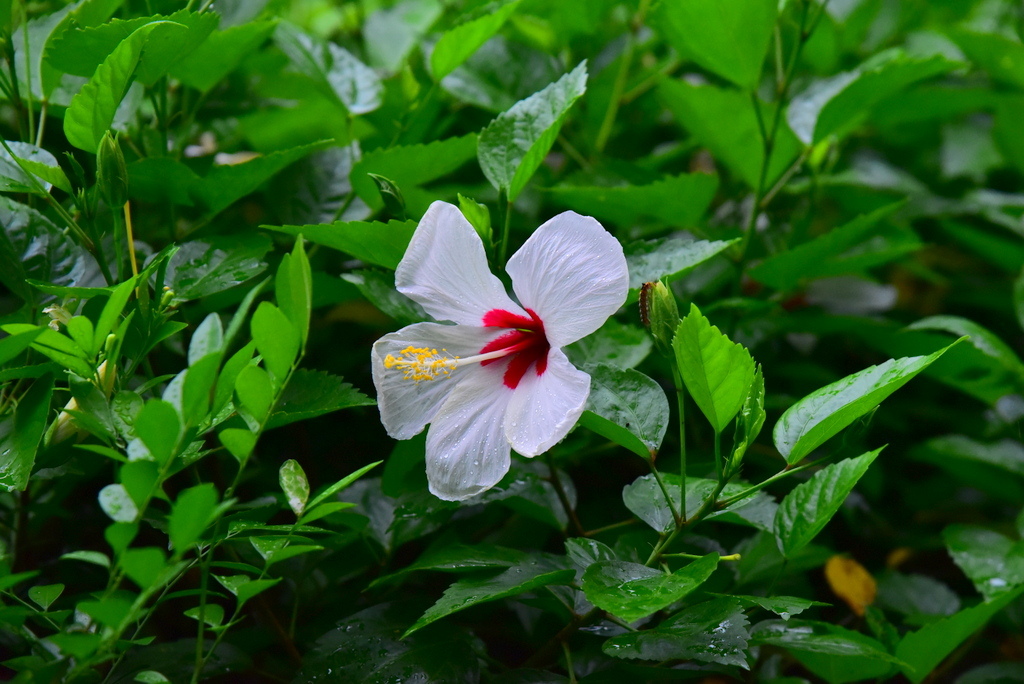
top-left (384, 346), bottom-right (457, 382)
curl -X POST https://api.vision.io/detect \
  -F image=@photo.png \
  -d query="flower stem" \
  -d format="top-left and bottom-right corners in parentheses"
top-left (716, 453), bottom-right (835, 509)
top-left (671, 367), bottom-right (687, 521)
top-left (647, 460), bottom-right (681, 527)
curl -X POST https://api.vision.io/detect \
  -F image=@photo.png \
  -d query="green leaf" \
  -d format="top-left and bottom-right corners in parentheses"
top-left (184, 603), bottom-right (224, 628)
top-left (121, 547), bottom-right (167, 589)
top-left (78, 595), bottom-right (134, 627)
top-left (721, 593), bottom-right (829, 620)
top-left (478, 61), bottom-right (587, 201)
top-left (774, 448), bottom-right (882, 558)
top-left (875, 572), bottom-right (960, 618)
top-left (179, 354), bottom-right (220, 427)
top-left (0, 197), bottom-right (103, 303)
top-left (907, 316), bottom-right (1024, 385)
top-left (163, 235), bottom-right (271, 304)
top-left (92, 277), bottom-right (135, 356)
top-left (349, 135), bottom-right (478, 213)
top-left (660, 79), bottom-right (801, 189)
top-left (2, 324), bottom-right (91, 377)
top-left (895, 586), bottom-right (1024, 683)
top-left (578, 364), bottom-right (670, 459)
top-left (134, 400), bottom-right (181, 466)
top-left (213, 574), bottom-right (281, 607)
top-left (169, 484), bottom-right (218, 553)
top-left (602, 597), bottom-right (749, 667)
top-left (279, 459), bottom-right (309, 517)
top-left (949, 29), bottom-right (1024, 90)
top-left (265, 219), bottom-right (416, 270)
top-left (430, 0), bottom-right (521, 80)
top-left (673, 303), bottom-right (755, 433)
top-left (129, 144), bottom-right (325, 220)
top-left (651, 0), bottom-right (776, 90)
top-left (251, 302), bottom-right (299, 384)
top-left (169, 20), bottom-right (277, 92)
top-left (404, 556), bottom-right (574, 637)
top-left (0, 141), bottom-right (66, 194)
top-left (581, 554), bottom-right (719, 623)
top-left (342, 269), bottom-right (427, 324)
top-left (0, 376), bottom-right (53, 492)
top-left (625, 237), bottom-right (737, 291)
top-left (308, 460), bottom-right (383, 509)
top-left (787, 50), bottom-right (955, 145)
top-left (235, 364), bottom-right (275, 425)
top-left (751, 619), bottom-right (902, 662)
top-left (548, 173), bottom-right (718, 235)
top-left (275, 236), bottom-right (312, 349)
top-left (440, 35), bottom-right (562, 113)
top-left (219, 428), bottom-right (256, 464)
top-left (730, 365), bottom-right (766, 472)
top-left (0, 327), bottom-right (44, 366)
top-left (748, 203), bottom-right (912, 292)
top-left (28, 583), bottom-right (64, 610)
top-left (943, 525), bottom-right (1024, 601)
top-left (298, 603), bottom-right (481, 683)
top-left (45, 10), bottom-right (217, 84)
top-left (275, 23), bottom-right (382, 115)
top-left (64, 21), bottom-right (179, 153)
top-left (565, 320), bottom-right (652, 370)
top-left (60, 550), bottom-right (111, 568)
top-left (773, 343), bottom-right (957, 464)
top-left (364, 0), bottom-right (442, 73)
top-left (266, 369), bottom-right (375, 429)
top-left (188, 314), bottom-right (224, 366)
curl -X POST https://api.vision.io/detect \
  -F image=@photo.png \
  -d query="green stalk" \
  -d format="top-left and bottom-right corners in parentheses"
top-left (496, 188), bottom-right (513, 267)
top-left (671, 367), bottom-right (687, 521)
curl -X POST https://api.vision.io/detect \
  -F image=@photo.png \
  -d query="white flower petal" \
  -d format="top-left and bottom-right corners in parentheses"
top-left (371, 322), bottom-right (498, 440)
top-left (506, 211), bottom-right (629, 348)
top-left (426, 369), bottom-right (514, 501)
top-left (505, 348), bottom-right (590, 457)
top-left (396, 201), bottom-right (525, 325)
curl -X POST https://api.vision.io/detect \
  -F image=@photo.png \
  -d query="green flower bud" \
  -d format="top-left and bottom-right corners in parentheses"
top-left (97, 131), bottom-right (129, 209)
top-left (640, 281), bottom-right (679, 357)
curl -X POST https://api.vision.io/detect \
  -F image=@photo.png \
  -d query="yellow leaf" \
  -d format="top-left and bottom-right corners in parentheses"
top-left (825, 555), bottom-right (877, 616)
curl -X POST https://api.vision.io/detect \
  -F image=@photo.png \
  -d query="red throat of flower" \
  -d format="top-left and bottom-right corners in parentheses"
top-left (479, 308), bottom-right (550, 389)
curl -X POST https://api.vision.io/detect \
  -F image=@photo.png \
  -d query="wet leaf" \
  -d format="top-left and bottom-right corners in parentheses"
top-left (579, 364), bottom-right (669, 459)
top-left (775, 449), bottom-right (881, 558)
top-left (581, 554), bottom-right (719, 623)
top-left (603, 597), bottom-right (749, 667)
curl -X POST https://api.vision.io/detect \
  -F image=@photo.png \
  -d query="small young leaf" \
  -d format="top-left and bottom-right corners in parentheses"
top-left (774, 448), bottom-right (882, 558)
top-left (133, 400), bottom-right (181, 467)
top-left (28, 583), bottom-right (64, 610)
top-left (275, 236), bottom-right (312, 349)
top-left (169, 484), bottom-right (218, 553)
top-left (235, 364), bottom-right (275, 425)
top-left (478, 61), bottom-right (587, 201)
top-left (673, 304), bottom-right (756, 434)
top-left (219, 428), bottom-right (257, 464)
top-left (184, 603), bottom-right (225, 628)
top-left (188, 314), bottom-right (224, 366)
top-left (279, 459), bottom-right (310, 517)
top-left (121, 547), bottom-right (167, 589)
top-left (99, 483), bottom-right (139, 523)
top-left (251, 302), bottom-right (300, 385)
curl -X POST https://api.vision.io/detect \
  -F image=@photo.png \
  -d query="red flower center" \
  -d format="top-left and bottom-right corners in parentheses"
top-left (479, 308), bottom-right (550, 389)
